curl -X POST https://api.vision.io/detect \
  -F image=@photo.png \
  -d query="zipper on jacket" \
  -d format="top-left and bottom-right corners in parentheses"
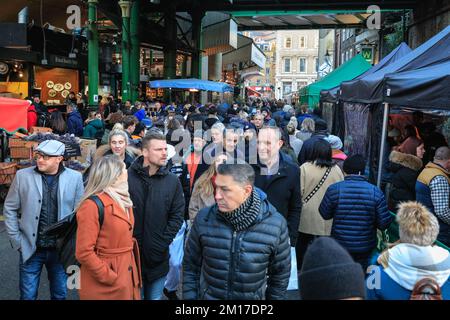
top-left (227, 230), bottom-right (237, 300)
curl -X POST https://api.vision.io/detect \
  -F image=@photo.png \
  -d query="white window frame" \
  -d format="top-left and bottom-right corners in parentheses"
top-left (283, 82), bottom-right (292, 95)
top-left (283, 58), bottom-right (291, 73)
top-left (299, 57), bottom-right (307, 73)
top-left (299, 36), bottom-right (307, 49)
top-left (284, 37), bottom-right (292, 49)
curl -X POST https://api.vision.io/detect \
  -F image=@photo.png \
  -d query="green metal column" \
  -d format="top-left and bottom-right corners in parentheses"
top-left (130, 0), bottom-right (140, 102)
top-left (190, 10), bottom-right (204, 79)
top-left (163, 8), bottom-right (177, 101)
top-left (119, 0), bottom-right (131, 102)
top-left (88, 0), bottom-right (99, 108)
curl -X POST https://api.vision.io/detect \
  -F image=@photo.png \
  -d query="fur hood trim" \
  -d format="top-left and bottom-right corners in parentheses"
top-left (389, 151), bottom-right (423, 171)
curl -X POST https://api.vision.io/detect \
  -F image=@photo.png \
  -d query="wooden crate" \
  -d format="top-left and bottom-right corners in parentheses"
top-left (10, 147), bottom-right (33, 159)
top-left (30, 127), bottom-right (53, 134)
top-left (9, 138), bottom-right (28, 148)
top-left (9, 140), bottom-right (38, 159)
top-left (0, 163), bottom-right (17, 185)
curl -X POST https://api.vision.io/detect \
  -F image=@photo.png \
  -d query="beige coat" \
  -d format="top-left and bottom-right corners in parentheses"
top-left (188, 183), bottom-right (215, 222)
top-left (299, 162), bottom-right (344, 236)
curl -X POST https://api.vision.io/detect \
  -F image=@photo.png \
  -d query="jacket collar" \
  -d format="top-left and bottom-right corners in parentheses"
top-left (256, 152), bottom-right (289, 175)
top-left (389, 151), bottom-right (423, 171)
top-left (426, 162), bottom-right (450, 176)
top-left (131, 155), bottom-right (169, 178)
top-left (344, 175), bottom-right (367, 182)
top-left (34, 163), bottom-right (66, 177)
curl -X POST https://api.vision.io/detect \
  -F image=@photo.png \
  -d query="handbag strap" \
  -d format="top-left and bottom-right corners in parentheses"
top-left (303, 166), bottom-right (332, 204)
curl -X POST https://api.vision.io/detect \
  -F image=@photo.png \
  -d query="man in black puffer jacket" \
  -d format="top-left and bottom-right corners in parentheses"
top-left (183, 163), bottom-right (291, 300)
top-left (128, 131), bottom-right (184, 300)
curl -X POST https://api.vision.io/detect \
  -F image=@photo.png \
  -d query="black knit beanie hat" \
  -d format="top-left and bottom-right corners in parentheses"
top-left (299, 237), bottom-right (366, 300)
top-left (343, 154), bottom-right (366, 175)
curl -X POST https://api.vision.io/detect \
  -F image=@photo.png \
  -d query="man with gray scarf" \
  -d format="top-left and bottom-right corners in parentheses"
top-left (183, 163), bottom-right (291, 300)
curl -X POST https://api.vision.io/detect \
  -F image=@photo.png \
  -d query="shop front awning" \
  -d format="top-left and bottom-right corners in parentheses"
top-left (246, 87), bottom-right (261, 96)
top-left (223, 34), bottom-right (266, 69)
top-left (149, 78), bottom-right (234, 93)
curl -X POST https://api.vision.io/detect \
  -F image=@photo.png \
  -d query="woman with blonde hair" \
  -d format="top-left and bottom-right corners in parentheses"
top-left (188, 154), bottom-right (227, 222)
top-left (368, 201), bottom-right (450, 300)
top-left (296, 117), bottom-right (315, 142)
top-left (75, 154), bottom-right (142, 300)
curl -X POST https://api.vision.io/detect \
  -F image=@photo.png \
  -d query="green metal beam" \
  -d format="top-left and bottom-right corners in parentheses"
top-left (88, 0), bottom-right (99, 108)
top-left (130, 0), bottom-right (140, 102)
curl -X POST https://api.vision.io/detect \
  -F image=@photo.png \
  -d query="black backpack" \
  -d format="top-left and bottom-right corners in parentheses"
top-left (44, 195), bottom-right (104, 274)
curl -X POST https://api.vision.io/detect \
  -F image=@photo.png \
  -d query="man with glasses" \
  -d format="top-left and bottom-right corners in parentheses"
top-left (4, 140), bottom-right (84, 300)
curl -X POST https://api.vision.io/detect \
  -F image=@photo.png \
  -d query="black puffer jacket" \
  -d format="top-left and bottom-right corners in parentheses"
top-left (128, 156), bottom-right (185, 283)
top-left (183, 188), bottom-right (291, 300)
top-left (387, 151), bottom-right (423, 211)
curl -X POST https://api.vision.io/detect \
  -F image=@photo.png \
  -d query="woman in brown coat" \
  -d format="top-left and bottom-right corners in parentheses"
top-left (76, 154), bottom-right (142, 300)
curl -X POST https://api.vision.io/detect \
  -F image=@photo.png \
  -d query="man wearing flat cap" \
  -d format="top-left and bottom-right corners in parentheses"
top-left (4, 140), bottom-right (84, 300)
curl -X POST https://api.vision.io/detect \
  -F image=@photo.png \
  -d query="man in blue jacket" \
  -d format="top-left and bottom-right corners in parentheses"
top-left (183, 163), bottom-right (291, 300)
top-left (66, 103), bottom-right (83, 136)
top-left (319, 154), bottom-right (393, 271)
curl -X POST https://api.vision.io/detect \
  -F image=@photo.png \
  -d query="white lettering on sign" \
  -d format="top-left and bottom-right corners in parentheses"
top-left (367, 5), bottom-right (381, 30)
top-left (67, 5), bottom-right (81, 30)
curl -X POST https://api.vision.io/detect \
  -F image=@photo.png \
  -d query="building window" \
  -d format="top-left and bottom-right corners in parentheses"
top-left (285, 37), bottom-right (291, 48)
top-left (299, 57), bottom-right (306, 73)
top-left (266, 67), bottom-right (270, 76)
top-left (299, 36), bottom-right (306, 48)
top-left (345, 50), bottom-right (349, 62)
top-left (341, 53), bottom-right (345, 64)
top-left (315, 57), bottom-right (319, 72)
top-left (350, 48), bottom-right (353, 58)
top-left (284, 58), bottom-right (291, 73)
top-left (283, 82), bottom-right (292, 95)
top-left (298, 81), bottom-right (307, 89)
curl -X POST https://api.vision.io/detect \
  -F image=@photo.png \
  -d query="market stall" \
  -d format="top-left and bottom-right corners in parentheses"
top-left (338, 26), bottom-right (450, 184)
top-left (319, 42), bottom-right (411, 139)
top-left (299, 54), bottom-right (371, 109)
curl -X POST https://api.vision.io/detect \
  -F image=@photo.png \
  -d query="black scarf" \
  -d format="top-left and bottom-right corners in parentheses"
top-left (220, 188), bottom-right (261, 231)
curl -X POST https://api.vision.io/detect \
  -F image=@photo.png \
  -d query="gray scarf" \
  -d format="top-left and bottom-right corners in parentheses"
top-left (220, 188), bottom-right (261, 231)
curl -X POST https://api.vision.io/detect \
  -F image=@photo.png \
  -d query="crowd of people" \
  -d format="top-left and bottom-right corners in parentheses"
top-left (3, 93), bottom-right (450, 300)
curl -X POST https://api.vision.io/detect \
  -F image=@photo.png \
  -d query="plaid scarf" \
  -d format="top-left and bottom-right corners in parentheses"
top-left (220, 188), bottom-right (261, 231)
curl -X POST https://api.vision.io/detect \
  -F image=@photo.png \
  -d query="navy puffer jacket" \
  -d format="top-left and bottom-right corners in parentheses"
top-left (319, 175), bottom-right (393, 254)
top-left (183, 188), bottom-right (291, 300)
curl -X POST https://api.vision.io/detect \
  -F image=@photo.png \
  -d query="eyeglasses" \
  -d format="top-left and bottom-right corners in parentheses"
top-left (33, 153), bottom-right (60, 161)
